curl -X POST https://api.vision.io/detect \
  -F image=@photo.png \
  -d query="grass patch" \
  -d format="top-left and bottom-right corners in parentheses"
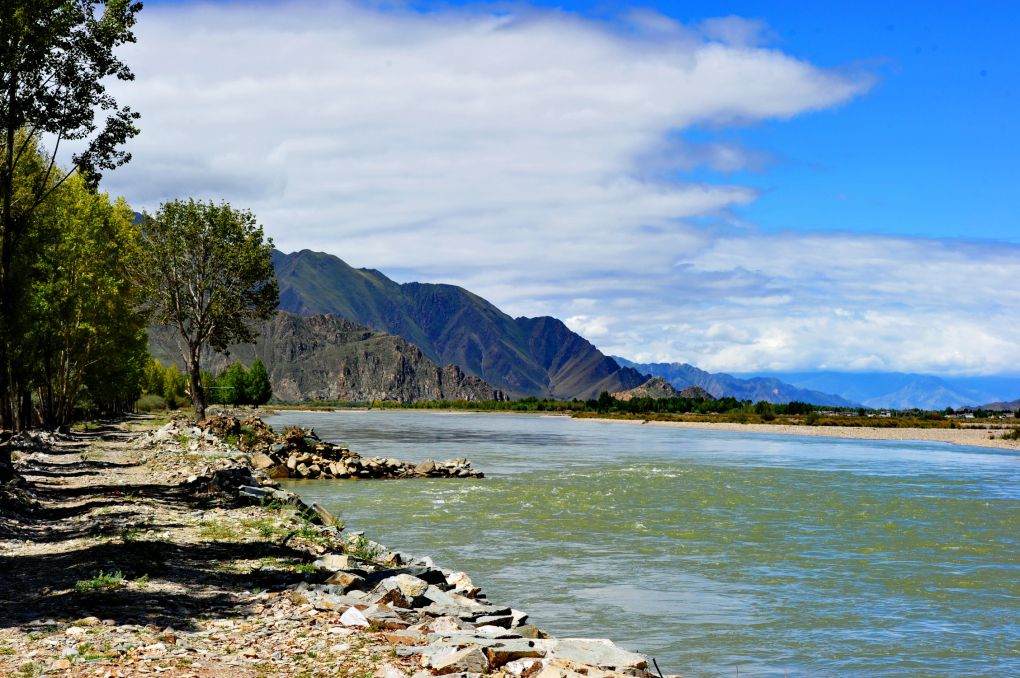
top-left (291, 561), bottom-right (318, 574)
top-left (74, 570), bottom-right (126, 592)
top-left (198, 520), bottom-right (240, 542)
top-left (15, 662), bottom-right (43, 678)
top-left (241, 516), bottom-right (288, 541)
top-left (0, 643), bottom-right (14, 655)
top-left (999, 427), bottom-right (1020, 441)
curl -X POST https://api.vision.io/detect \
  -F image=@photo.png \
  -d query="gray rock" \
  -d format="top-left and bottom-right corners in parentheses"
top-left (392, 574), bottom-right (429, 599)
top-left (483, 639), bottom-right (552, 668)
top-left (238, 486), bottom-right (271, 500)
top-left (315, 554), bottom-right (354, 572)
top-left (310, 593), bottom-right (365, 612)
top-left (474, 614), bottom-right (514, 628)
top-left (414, 460), bottom-right (436, 475)
top-left (430, 646), bottom-right (490, 675)
top-left (362, 604), bottom-right (409, 630)
top-left (339, 607), bottom-right (369, 628)
top-left (325, 571), bottom-right (366, 592)
top-left (251, 452), bottom-right (277, 469)
top-left (503, 658), bottom-right (543, 677)
top-left (547, 638), bottom-right (648, 672)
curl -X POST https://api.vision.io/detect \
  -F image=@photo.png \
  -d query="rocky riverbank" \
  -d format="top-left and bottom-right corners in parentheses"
top-left (0, 416), bottom-right (669, 677)
top-left (144, 413), bottom-right (484, 481)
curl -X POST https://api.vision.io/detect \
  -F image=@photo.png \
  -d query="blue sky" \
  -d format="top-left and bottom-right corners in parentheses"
top-left (102, 1), bottom-right (1020, 374)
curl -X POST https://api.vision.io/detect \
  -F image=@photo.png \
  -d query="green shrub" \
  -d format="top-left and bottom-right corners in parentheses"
top-left (135, 394), bottom-right (167, 412)
top-left (74, 570), bottom-right (126, 592)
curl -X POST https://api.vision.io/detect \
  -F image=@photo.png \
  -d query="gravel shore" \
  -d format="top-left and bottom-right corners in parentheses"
top-left (584, 417), bottom-right (1020, 451)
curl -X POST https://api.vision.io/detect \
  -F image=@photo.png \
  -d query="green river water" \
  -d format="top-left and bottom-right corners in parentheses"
top-left (268, 410), bottom-right (1020, 677)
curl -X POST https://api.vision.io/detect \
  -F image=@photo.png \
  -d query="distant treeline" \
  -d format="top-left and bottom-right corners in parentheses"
top-left (292, 393), bottom-right (1018, 422)
top-left (299, 393), bottom-right (815, 416)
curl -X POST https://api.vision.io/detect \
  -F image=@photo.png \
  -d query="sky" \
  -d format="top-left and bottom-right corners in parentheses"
top-left (93, 0), bottom-right (1020, 375)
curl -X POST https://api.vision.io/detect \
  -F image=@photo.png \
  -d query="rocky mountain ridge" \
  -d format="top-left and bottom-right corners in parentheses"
top-left (148, 312), bottom-right (505, 403)
top-left (612, 376), bottom-right (716, 401)
top-left (272, 249), bottom-right (646, 400)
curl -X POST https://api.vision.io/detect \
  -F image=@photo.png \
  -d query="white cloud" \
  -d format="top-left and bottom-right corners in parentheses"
top-left (81, 1), bottom-right (1020, 376)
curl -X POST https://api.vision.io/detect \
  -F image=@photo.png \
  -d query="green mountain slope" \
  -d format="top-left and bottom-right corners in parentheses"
top-left (273, 250), bottom-right (645, 399)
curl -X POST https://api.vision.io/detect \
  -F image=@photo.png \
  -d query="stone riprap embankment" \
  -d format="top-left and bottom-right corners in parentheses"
top-left (139, 415), bottom-right (664, 677)
top-left (143, 413), bottom-right (484, 481)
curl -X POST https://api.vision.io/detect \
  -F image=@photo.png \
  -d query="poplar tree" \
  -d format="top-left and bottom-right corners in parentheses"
top-left (0, 0), bottom-right (142, 429)
top-left (138, 200), bottom-right (279, 420)
top-left (247, 358), bottom-right (273, 407)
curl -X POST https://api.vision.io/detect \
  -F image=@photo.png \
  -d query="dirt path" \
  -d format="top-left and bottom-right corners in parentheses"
top-left (0, 418), bottom-right (420, 677)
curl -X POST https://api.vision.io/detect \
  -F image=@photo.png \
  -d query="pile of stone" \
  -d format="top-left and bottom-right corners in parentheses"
top-left (292, 544), bottom-right (659, 678)
top-left (138, 414), bottom-right (484, 482)
top-left (231, 417), bottom-right (483, 481)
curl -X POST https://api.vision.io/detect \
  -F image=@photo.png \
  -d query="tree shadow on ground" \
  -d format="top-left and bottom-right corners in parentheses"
top-left (0, 532), bottom-right (320, 631)
top-left (1, 421), bottom-right (325, 632)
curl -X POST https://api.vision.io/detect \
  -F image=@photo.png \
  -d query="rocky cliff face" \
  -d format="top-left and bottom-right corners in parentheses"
top-left (149, 313), bottom-right (505, 403)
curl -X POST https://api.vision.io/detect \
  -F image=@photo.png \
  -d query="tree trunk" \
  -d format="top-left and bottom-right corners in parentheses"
top-left (188, 345), bottom-right (206, 421)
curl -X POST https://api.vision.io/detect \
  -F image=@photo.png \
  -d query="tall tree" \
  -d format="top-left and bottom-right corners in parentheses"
top-left (138, 199), bottom-right (279, 420)
top-left (0, 0), bottom-right (142, 428)
top-left (219, 362), bottom-right (249, 408)
top-left (30, 172), bottom-right (147, 426)
top-left (247, 358), bottom-right (272, 407)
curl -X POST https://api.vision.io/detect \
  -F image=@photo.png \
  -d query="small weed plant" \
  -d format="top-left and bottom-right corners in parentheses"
top-left (74, 570), bottom-right (126, 592)
top-left (346, 534), bottom-right (383, 562)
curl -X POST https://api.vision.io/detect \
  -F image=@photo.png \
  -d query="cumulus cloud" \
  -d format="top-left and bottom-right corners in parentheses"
top-left (78, 1), bottom-right (1020, 375)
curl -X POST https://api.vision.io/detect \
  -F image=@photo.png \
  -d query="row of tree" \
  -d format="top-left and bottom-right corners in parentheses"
top-left (140, 358), bottom-right (273, 410)
top-left (1, 1), bottom-right (280, 453)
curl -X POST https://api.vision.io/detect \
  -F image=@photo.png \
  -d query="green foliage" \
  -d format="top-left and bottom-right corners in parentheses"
top-left (219, 362), bottom-right (250, 406)
top-left (74, 570), bottom-right (126, 592)
top-left (248, 358), bottom-right (273, 406)
top-left (206, 358), bottom-right (273, 407)
top-left (0, 0), bottom-right (143, 431)
top-left (346, 534), bottom-right (384, 562)
top-left (138, 358), bottom-right (189, 410)
top-left (137, 199), bottom-right (279, 419)
top-left (7, 149), bottom-right (148, 427)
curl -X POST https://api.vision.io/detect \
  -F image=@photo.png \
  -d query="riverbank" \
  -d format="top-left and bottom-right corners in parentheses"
top-left (0, 416), bottom-right (663, 677)
top-left (580, 416), bottom-right (1020, 451)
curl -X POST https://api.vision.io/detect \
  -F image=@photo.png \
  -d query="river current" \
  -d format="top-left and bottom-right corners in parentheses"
top-left (267, 410), bottom-right (1020, 677)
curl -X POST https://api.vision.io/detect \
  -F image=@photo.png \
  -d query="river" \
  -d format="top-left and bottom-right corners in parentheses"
top-left (267, 409), bottom-right (1020, 677)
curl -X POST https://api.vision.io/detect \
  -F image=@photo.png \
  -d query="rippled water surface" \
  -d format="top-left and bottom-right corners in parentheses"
top-left (268, 410), bottom-right (1020, 677)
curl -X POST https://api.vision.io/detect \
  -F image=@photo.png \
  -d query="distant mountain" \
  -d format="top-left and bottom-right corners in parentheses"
top-left (613, 358), bottom-right (856, 407)
top-left (613, 377), bottom-right (714, 401)
top-left (149, 312), bottom-right (505, 403)
top-left (272, 249), bottom-right (646, 399)
top-left (979, 399), bottom-right (1020, 412)
top-left (740, 371), bottom-right (1020, 410)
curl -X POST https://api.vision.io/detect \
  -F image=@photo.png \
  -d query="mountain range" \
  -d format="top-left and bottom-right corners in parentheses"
top-left (151, 247), bottom-right (1019, 409)
top-left (272, 249), bottom-right (646, 400)
top-left (733, 371), bottom-right (1020, 410)
top-left (613, 358), bottom-right (857, 407)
